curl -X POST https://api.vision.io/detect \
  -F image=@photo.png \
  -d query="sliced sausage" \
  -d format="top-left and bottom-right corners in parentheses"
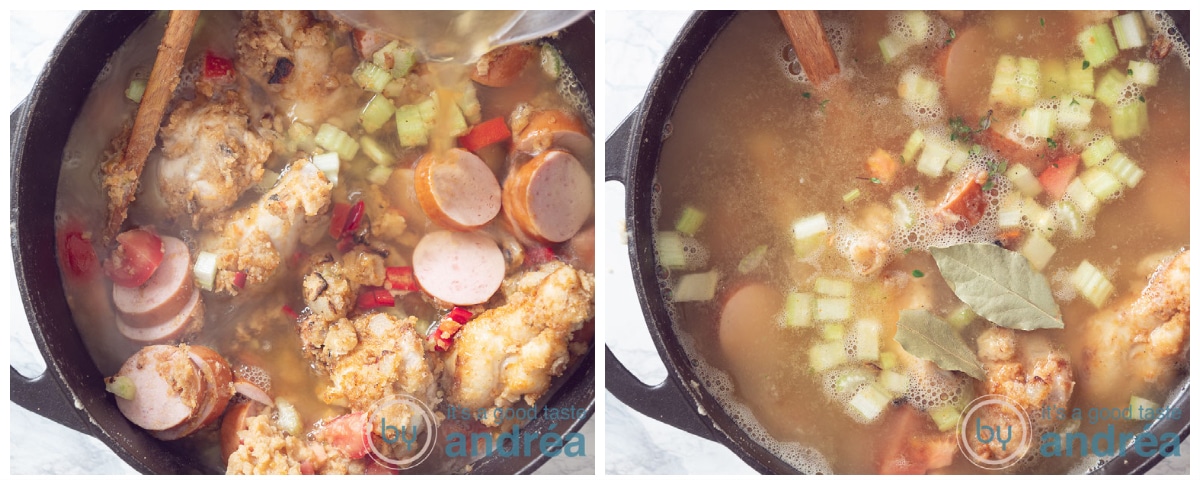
top-left (233, 380), bottom-right (274, 407)
top-left (718, 283), bottom-right (786, 382)
top-left (151, 346), bottom-right (234, 440)
top-left (503, 150), bottom-right (593, 243)
top-left (220, 400), bottom-right (264, 462)
top-left (116, 288), bottom-right (204, 344)
top-left (114, 345), bottom-right (204, 432)
top-left (935, 27), bottom-right (994, 120)
top-left (112, 236), bottom-right (193, 327)
top-left (413, 230), bottom-right (506, 306)
top-left (414, 148), bottom-right (502, 231)
top-left (513, 109), bottom-right (594, 165)
top-left (470, 44), bottom-right (537, 87)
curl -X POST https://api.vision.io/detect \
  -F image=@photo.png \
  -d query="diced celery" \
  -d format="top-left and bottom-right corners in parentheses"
top-left (1068, 58), bottom-right (1095, 96)
top-left (417, 97), bottom-right (438, 126)
top-left (675, 206), bottom-right (706, 236)
top-left (287, 121), bottom-right (316, 153)
top-left (1041, 58), bottom-right (1068, 98)
top-left (898, 70), bottom-right (940, 104)
top-left (1082, 135), bottom-right (1117, 167)
top-left (125, 78), bottom-right (146, 103)
top-left (1094, 69), bottom-right (1128, 108)
top-left (359, 136), bottom-right (395, 167)
top-left (352, 61), bottom-right (393, 93)
top-left (814, 277), bottom-right (853, 297)
top-left (1022, 199), bottom-right (1052, 237)
top-left (1127, 60), bottom-right (1159, 86)
top-left (816, 297), bottom-right (852, 322)
top-left (1064, 178), bottom-right (1099, 217)
top-left (901, 129), bottom-right (925, 164)
top-left (849, 383), bottom-right (892, 421)
top-left (854, 319), bottom-right (882, 361)
top-left (104, 375), bottom-right (136, 400)
top-left (916, 139), bottom-right (952, 178)
top-left (311, 152), bottom-right (340, 187)
top-left (792, 213), bottom-right (830, 257)
top-left (822, 323), bottom-right (846, 341)
top-left (194, 251), bottom-right (218, 291)
top-left (737, 245), bottom-right (769, 274)
top-left (879, 351), bottom-right (898, 370)
top-left (1070, 260), bottom-right (1114, 308)
top-left (655, 231), bottom-right (688, 269)
top-left (1020, 232), bottom-right (1057, 271)
top-left (1067, 129), bottom-right (1098, 150)
top-left (1130, 395), bottom-right (1161, 420)
top-left (1080, 168), bottom-right (1122, 201)
top-left (258, 169), bottom-right (280, 192)
top-left (540, 43), bottom-right (565, 79)
top-left (891, 193), bottom-right (918, 230)
top-left (391, 47), bottom-right (417, 78)
top-left (809, 342), bottom-right (848, 372)
top-left (1006, 164), bottom-right (1043, 197)
top-left (367, 164), bottom-right (393, 185)
top-left (879, 34), bottom-right (910, 64)
top-left (835, 368), bottom-right (875, 395)
top-left (395, 104), bottom-right (428, 147)
top-left (901, 11), bottom-right (932, 40)
top-left (672, 270), bottom-right (719, 302)
top-left (1057, 96), bottom-right (1095, 130)
top-left (275, 398), bottom-right (303, 436)
top-left (784, 292), bottom-right (815, 327)
top-left (1103, 152), bottom-right (1145, 187)
top-left (997, 194), bottom-right (1025, 229)
top-left (946, 304), bottom-right (977, 330)
top-left (457, 83), bottom-right (482, 125)
top-left (359, 94), bottom-right (397, 134)
top-left (314, 123), bottom-right (359, 161)
top-left (1016, 57), bottom-right (1041, 106)
top-left (1112, 12), bottom-right (1148, 50)
top-left (843, 188), bottom-right (862, 203)
top-left (1077, 24), bottom-right (1120, 68)
top-left (880, 370), bottom-right (909, 396)
top-left (989, 55), bottom-right (1021, 106)
top-left (1054, 201), bottom-right (1088, 239)
top-left (945, 145), bottom-right (970, 173)
top-left (1111, 101), bottom-right (1148, 140)
top-left (371, 40), bottom-right (400, 69)
top-left (930, 404), bottom-right (962, 432)
top-left (1020, 106), bottom-right (1057, 139)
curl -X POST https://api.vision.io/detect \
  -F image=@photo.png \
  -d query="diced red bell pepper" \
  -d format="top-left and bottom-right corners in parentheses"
top-left (428, 319), bottom-right (464, 352)
top-left (58, 228), bottom-right (99, 280)
top-left (458, 117), bottom-right (511, 153)
top-left (336, 235), bottom-right (358, 254)
top-left (203, 52), bottom-right (235, 79)
top-left (356, 286), bottom-right (396, 311)
top-left (329, 202), bottom-right (351, 239)
top-left (524, 245), bottom-right (557, 267)
top-left (1038, 154), bottom-right (1080, 200)
top-left (343, 200), bottom-right (366, 235)
top-left (102, 228), bottom-right (164, 288)
top-left (447, 307), bottom-right (473, 325)
top-left (232, 271), bottom-right (248, 289)
top-left (318, 412), bottom-right (370, 459)
top-left (282, 305), bottom-right (300, 320)
top-left (385, 266), bottom-right (418, 292)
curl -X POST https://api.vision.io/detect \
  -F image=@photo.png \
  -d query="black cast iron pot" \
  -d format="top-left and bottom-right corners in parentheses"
top-left (11, 10), bottom-right (595, 474)
top-left (605, 10), bottom-right (1189, 475)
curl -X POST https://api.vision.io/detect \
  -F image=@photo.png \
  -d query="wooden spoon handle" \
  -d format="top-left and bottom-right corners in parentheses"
top-left (777, 11), bottom-right (840, 86)
top-left (103, 10), bottom-right (199, 242)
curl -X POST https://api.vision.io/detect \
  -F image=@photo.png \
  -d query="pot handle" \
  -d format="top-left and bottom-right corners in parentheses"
top-left (11, 367), bottom-right (94, 435)
top-left (605, 346), bottom-right (719, 441)
top-left (604, 111), bottom-right (638, 183)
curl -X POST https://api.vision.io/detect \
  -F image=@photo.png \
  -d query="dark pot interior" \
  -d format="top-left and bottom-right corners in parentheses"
top-left (11, 10), bottom-right (595, 474)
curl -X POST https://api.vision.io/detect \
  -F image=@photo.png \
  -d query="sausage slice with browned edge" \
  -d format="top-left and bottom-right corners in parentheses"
top-left (415, 148), bottom-right (502, 231)
top-left (116, 288), bottom-right (204, 344)
top-left (514, 109), bottom-right (594, 165)
top-left (152, 346), bottom-right (234, 440)
top-left (113, 345), bottom-right (204, 432)
top-left (503, 150), bottom-right (593, 244)
top-left (112, 235), bottom-right (193, 327)
top-left (413, 230), bottom-right (506, 306)
top-left (220, 400), bottom-right (264, 461)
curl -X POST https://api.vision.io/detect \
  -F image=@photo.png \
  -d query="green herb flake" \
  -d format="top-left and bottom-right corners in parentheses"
top-left (945, 28), bottom-right (956, 45)
top-left (819, 99), bottom-right (831, 112)
top-left (1047, 138), bottom-right (1058, 148)
top-left (1138, 95), bottom-right (1146, 103)
top-left (1040, 17), bottom-right (1045, 27)
top-left (912, 269), bottom-right (925, 278)
top-left (802, 92), bottom-right (811, 99)
top-left (869, 177), bottom-right (882, 184)
top-left (1128, 69), bottom-right (1134, 75)
top-left (1082, 60), bottom-right (1091, 70)
top-left (1069, 97), bottom-right (1080, 107)
top-left (970, 144), bottom-right (982, 155)
top-left (904, 247), bottom-right (913, 255)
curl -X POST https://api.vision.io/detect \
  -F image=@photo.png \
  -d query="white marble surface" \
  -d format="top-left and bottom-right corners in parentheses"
top-left (7, 10), bottom-right (591, 475)
top-left (601, 10), bottom-right (1189, 476)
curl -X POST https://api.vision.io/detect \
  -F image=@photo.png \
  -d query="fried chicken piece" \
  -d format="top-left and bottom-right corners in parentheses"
top-left (442, 261), bottom-right (595, 426)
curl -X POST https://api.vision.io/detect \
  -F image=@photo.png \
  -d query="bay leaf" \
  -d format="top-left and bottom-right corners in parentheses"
top-left (930, 243), bottom-right (1064, 330)
top-left (895, 310), bottom-right (986, 380)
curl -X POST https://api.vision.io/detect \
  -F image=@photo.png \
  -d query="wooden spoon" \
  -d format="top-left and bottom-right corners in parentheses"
top-left (777, 11), bottom-right (840, 86)
top-left (102, 10), bottom-right (199, 242)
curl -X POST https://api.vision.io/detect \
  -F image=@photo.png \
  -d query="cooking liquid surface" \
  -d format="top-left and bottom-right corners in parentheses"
top-left (654, 11), bottom-right (1188, 474)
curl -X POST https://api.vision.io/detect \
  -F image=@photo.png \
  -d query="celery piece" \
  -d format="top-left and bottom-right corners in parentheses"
top-left (311, 152), bottom-right (341, 187)
top-left (901, 11), bottom-right (932, 41)
top-left (1077, 24), bottom-right (1120, 68)
top-left (104, 376), bottom-right (136, 400)
top-left (1067, 58), bottom-right (1095, 96)
top-left (1111, 101), bottom-right (1148, 140)
top-left (125, 78), bottom-right (147, 103)
top-left (814, 277), bottom-right (853, 297)
top-left (930, 404), bottom-right (962, 432)
top-left (193, 251), bottom-right (218, 291)
top-left (391, 47), bottom-right (417, 78)
top-left (1130, 395), bottom-right (1161, 420)
top-left (1015, 57), bottom-right (1041, 106)
top-left (809, 342), bottom-right (848, 372)
top-left (891, 193), bottom-right (918, 230)
top-left (675, 206), bottom-right (706, 236)
top-left (1112, 12), bottom-right (1148, 50)
top-left (275, 398), bottom-right (303, 437)
top-left (791, 213), bottom-right (829, 258)
top-left (996, 194), bottom-right (1025, 229)
top-left (1057, 96), bottom-right (1095, 131)
top-left (1103, 153), bottom-right (1145, 188)
top-left (945, 145), bottom-right (970, 173)
top-left (945, 304), bottom-right (977, 330)
top-left (849, 383), bottom-right (892, 421)
top-left (879, 34), bottom-right (910, 64)
top-left (257, 170), bottom-right (280, 192)
top-left (1094, 68), bottom-right (1128, 108)
top-left (352, 61), bottom-right (393, 93)
top-left (1053, 201), bottom-right (1088, 239)
top-left (816, 297), bottom-right (852, 322)
top-left (835, 368), bottom-right (875, 395)
top-left (540, 43), bottom-right (565, 79)
top-left (842, 188), bottom-right (862, 203)
top-left (854, 319), bottom-right (882, 361)
top-left (784, 292), bottom-right (815, 327)
top-left (366, 164), bottom-right (393, 186)
top-left (989, 55), bottom-right (1021, 106)
top-left (1064, 178), bottom-right (1100, 217)
top-left (1006, 164), bottom-right (1043, 197)
top-left (1041, 58), bottom-right (1068, 99)
top-left (371, 40), bottom-right (400, 69)
top-left (314, 123), bottom-right (359, 161)
top-left (879, 351), bottom-right (898, 370)
top-left (359, 94), bottom-right (397, 134)
top-left (898, 70), bottom-right (940, 104)
top-left (457, 83), bottom-right (482, 124)
top-left (1081, 135), bottom-right (1117, 167)
top-left (1070, 260), bottom-right (1114, 308)
top-left (737, 245), bottom-right (769, 274)
top-left (395, 104), bottom-right (428, 147)
top-left (916, 139), bottom-right (952, 178)
top-left (359, 136), bottom-right (395, 167)
top-left (1020, 232), bottom-right (1057, 271)
top-left (1127, 60), bottom-right (1159, 86)
top-left (822, 323), bottom-right (845, 341)
top-left (672, 270), bottom-right (720, 302)
top-left (655, 231), bottom-right (688, 269)
top-left (417, 97), bottom-right (438, 126)
top-left (901, 129), bottom-right (925, 164)
top-left (1020, 106), bottom-right (1057, 139)
top-left (1080, 168), bottom-right (1122, 201)
top-left (880, 370), bottom-right (909, 396)
top-left (1022, 199), bottom-right (1051, 236)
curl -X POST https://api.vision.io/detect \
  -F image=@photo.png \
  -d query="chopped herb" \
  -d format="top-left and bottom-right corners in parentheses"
top-left (1138, 95), bottom-right (1146, 103)
top-left (945, 28), bottom-right (956, 45)
top-left (904, 247), bottom-right (913, 255)
top-left (870, 177), bottom-right (882, 184)
top-left (914, 185), bottom-right (920, 192)
top-left (1046, 138), bottom-right (1058, 148)
top-left (948, 111), bottom-right (992, 143)
top-left (1069, 97), bottom-right (1080, 107)
top-left (802, 92), bottom-right (811, 99)
top-left (982, 159), bottom-right (1008, 191)
top-left (1127, 69), bottom-right (1134, 75)
top-left (970, 144), bottom-right (983, 155)
top-left (819, 99), bottom-right (831, 112)
top-left (898, 155), bottom-right (906, 165)
top-left (1082, 60), bottom-right (1091, 70)
top-left (912, 269), bottom-right (926, 278)
top-left (1040, 17), bottom-right (1045, 27)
